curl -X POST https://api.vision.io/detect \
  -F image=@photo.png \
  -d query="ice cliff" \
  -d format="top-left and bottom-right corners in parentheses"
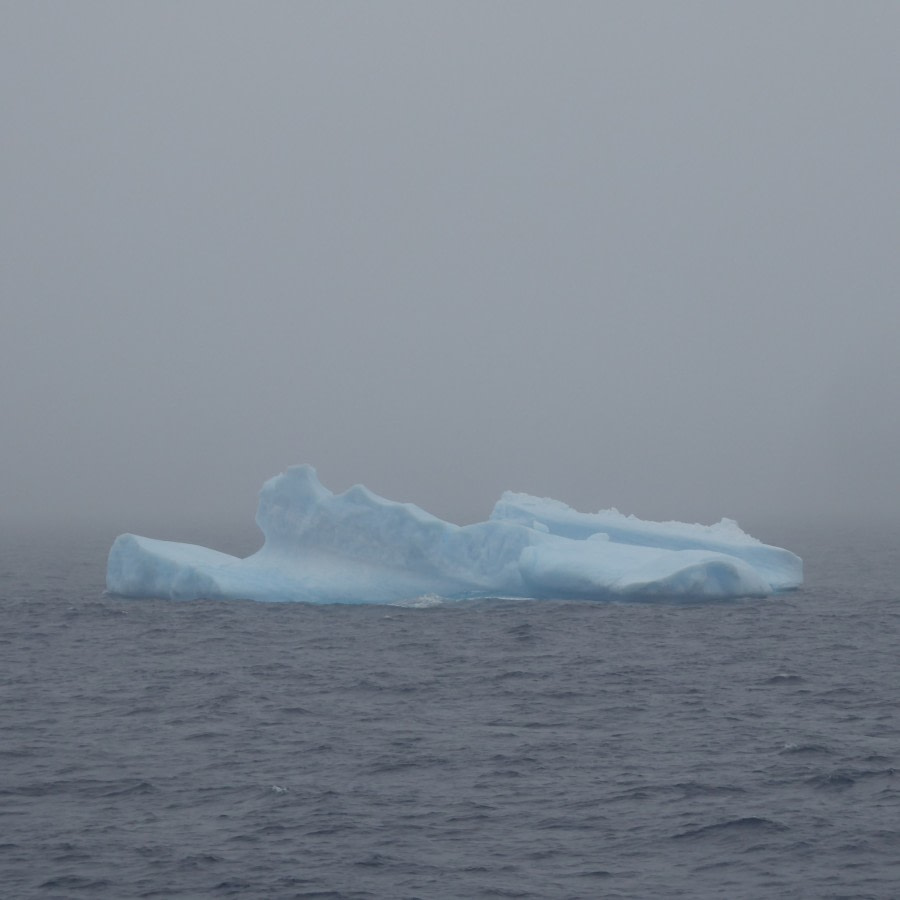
top-left (106, 465), bottom-right (802, 604)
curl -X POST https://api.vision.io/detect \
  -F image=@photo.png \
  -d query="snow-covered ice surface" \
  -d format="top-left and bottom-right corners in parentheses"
top-left (106, 465), bottom-right (802, 604)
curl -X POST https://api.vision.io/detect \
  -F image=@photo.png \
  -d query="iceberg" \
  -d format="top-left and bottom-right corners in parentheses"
top-left (106, 465), bottom-right (802, 604)
top-left (491, 493), bottom-right (802, 593)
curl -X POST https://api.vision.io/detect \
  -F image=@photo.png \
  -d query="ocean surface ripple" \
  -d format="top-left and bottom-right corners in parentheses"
top-left (2, 521), bottom-right (899, 899)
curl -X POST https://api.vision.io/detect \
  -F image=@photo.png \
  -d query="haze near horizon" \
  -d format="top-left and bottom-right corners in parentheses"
top-left (2, 2), bottom-right (898, 533)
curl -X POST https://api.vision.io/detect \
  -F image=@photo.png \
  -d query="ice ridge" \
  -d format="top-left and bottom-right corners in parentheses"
top-left (106, 465), bottom-right (802, 604)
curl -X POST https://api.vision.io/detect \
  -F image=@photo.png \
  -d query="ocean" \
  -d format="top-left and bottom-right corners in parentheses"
top-left (2, 519), bottom-right (899, 899)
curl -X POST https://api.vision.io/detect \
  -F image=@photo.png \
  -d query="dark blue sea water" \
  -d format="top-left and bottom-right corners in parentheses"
top-left (2, 519), bottom-right (899, 899)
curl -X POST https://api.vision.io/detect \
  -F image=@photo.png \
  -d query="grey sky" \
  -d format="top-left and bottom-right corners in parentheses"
top-left (2, 1), bottom-right (898, 534)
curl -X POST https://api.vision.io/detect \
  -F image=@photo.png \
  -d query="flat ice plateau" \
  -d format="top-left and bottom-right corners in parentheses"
top-left (107, 465), bottom-right (802, 604)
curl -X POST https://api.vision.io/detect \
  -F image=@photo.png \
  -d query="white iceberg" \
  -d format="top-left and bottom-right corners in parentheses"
top-left (106, 465), bottom-right (802, 604)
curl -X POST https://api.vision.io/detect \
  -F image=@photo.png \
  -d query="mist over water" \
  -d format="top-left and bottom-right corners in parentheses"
top-left (2, 2), bottom-right (899, 527)
top-left (3, 4), bottom-right (899, 897)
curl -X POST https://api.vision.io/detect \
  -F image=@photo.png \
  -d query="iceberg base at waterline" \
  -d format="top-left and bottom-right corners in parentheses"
top-left (106, 465), bottom-right (802, 604)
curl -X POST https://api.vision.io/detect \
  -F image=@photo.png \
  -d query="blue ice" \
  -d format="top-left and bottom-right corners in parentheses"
top-left (106, 465), bottom-right (802, 604)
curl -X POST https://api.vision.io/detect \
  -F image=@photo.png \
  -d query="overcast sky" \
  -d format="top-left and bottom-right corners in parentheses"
top-left (2, 1), bottom-right (898, 535)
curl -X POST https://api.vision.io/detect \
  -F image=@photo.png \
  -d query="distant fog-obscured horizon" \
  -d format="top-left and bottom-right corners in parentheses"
top-left (3, 3), bottom-right (898, 534)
